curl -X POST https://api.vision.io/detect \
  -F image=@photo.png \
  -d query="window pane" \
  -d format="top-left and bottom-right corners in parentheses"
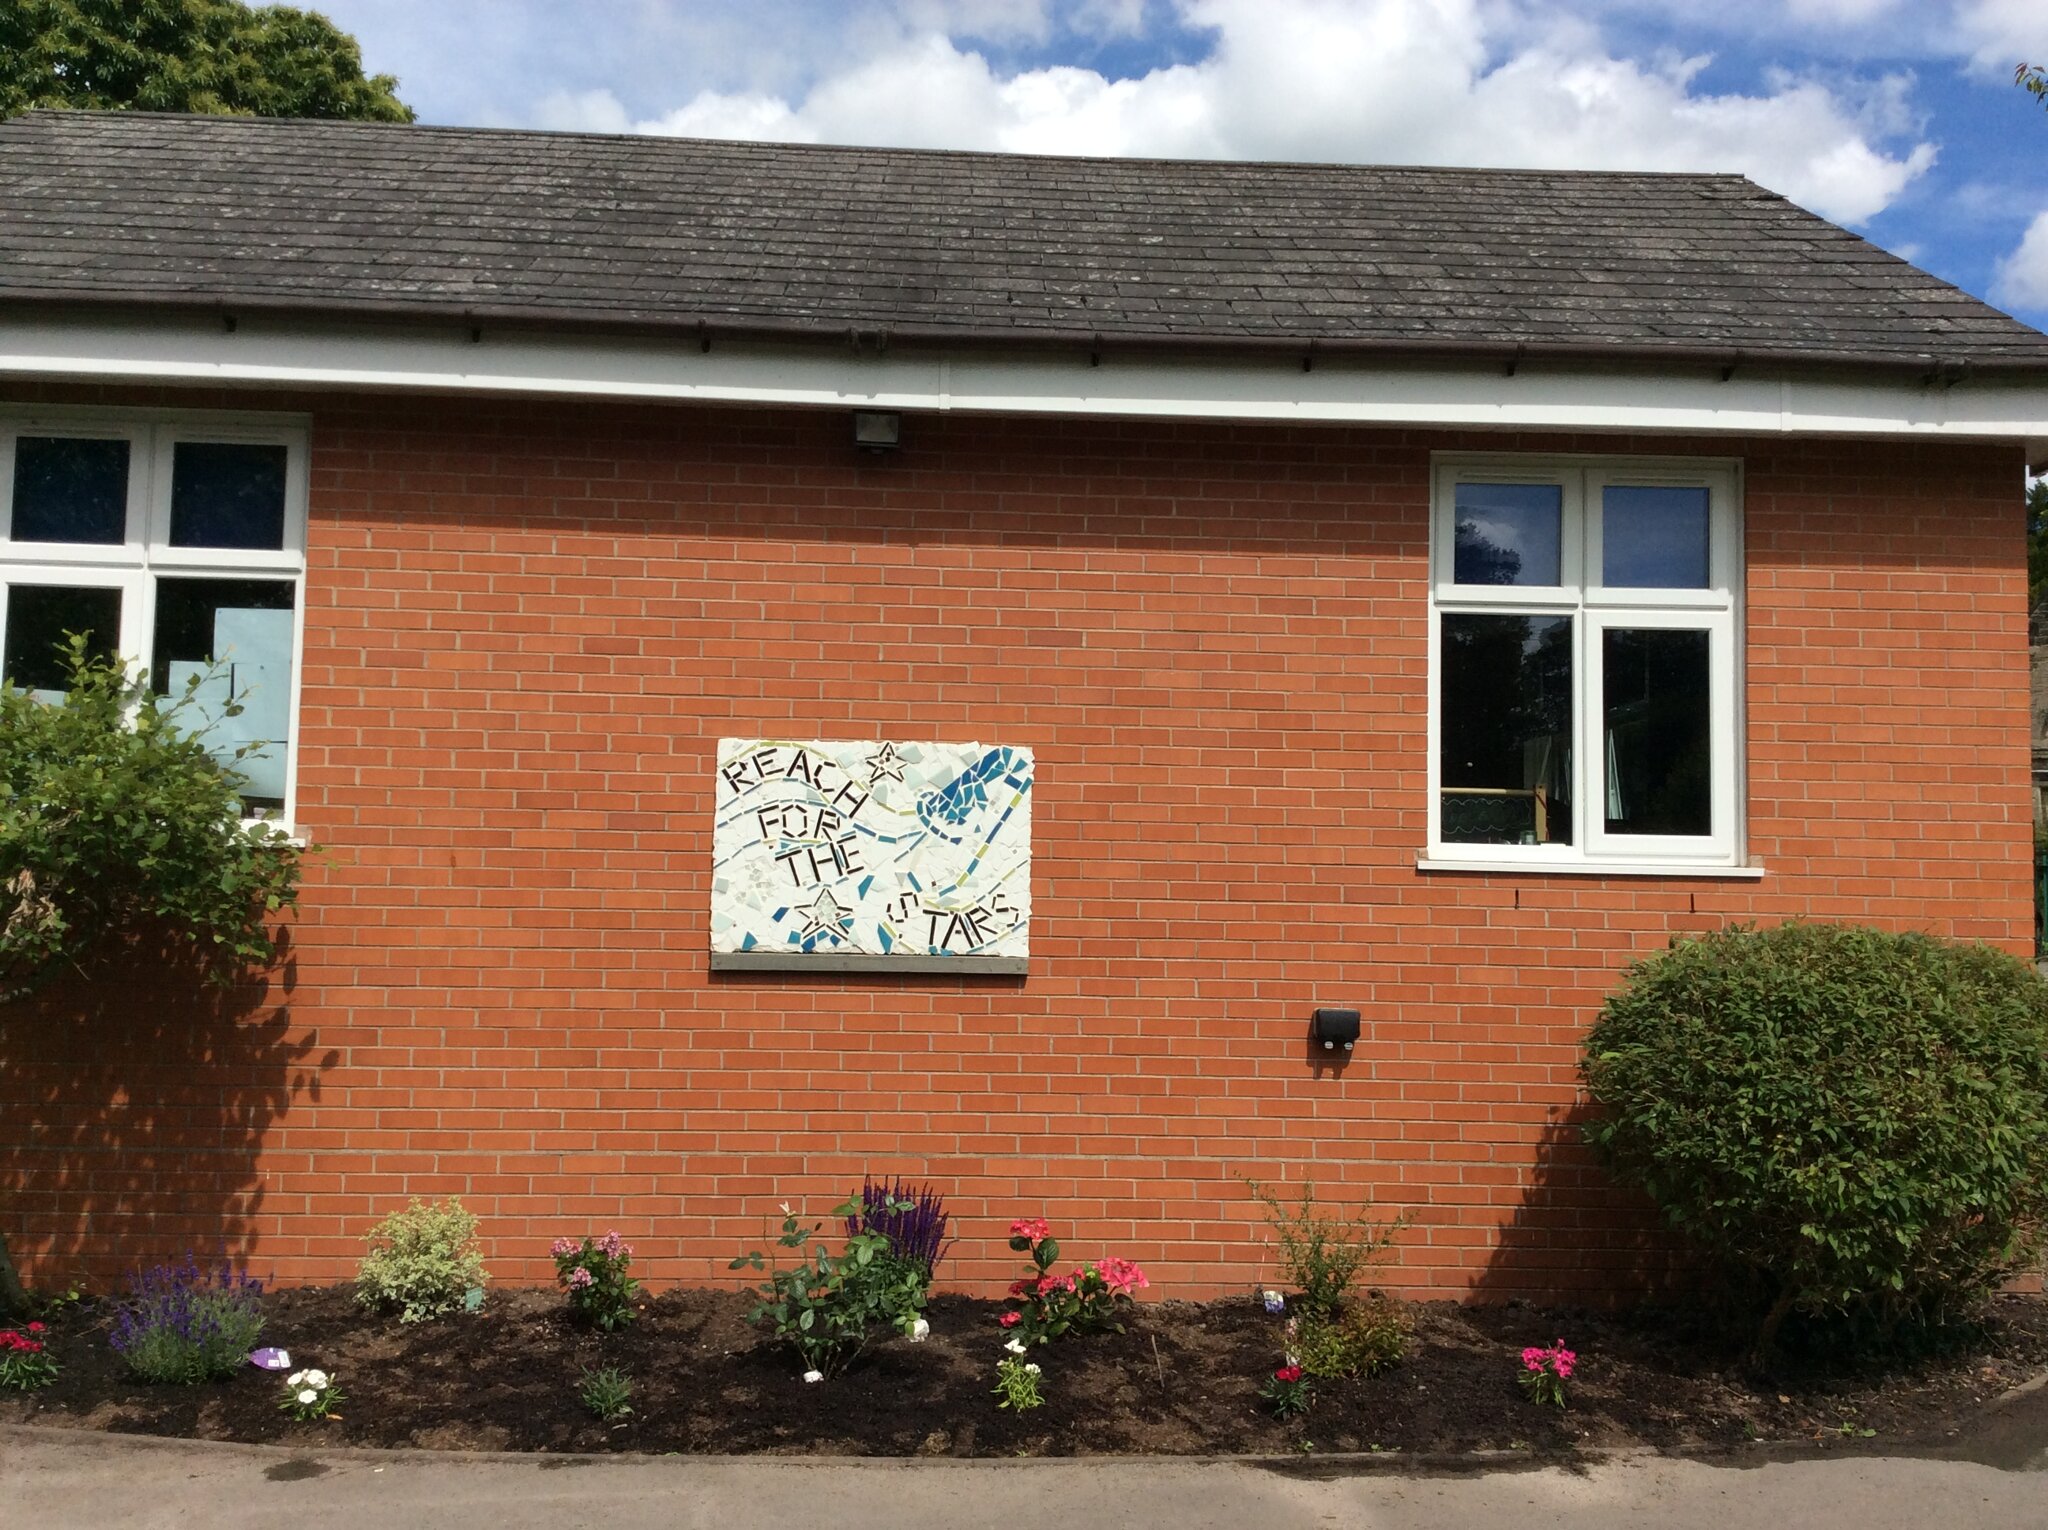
top-left (153, 578), bottom-right (296, 811)
top-left (1453, 483), bottom-right (1562, 586)
top-left (1602, 485), bottom-right (1710, 588)
top-left (1603, 627), bottom-right (1711, 837)
top-left (11, 437), bottom-right (129, 544)
top-left (3, 584), bottom-right (122, 697)
top-left (1440, 613), bottom-right (1574, 845)
top-left (169, 442), bottom-right (288, 551)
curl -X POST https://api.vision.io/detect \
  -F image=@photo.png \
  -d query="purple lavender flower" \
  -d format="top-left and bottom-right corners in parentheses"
top-left (847, 1177), bottom-right (951, 1279)
top-left (110, 1251), bottom-right (266, 1384)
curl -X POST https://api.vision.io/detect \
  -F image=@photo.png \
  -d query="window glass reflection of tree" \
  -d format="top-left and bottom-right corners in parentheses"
top-left (1441, 614), bottom-right (1574, 845)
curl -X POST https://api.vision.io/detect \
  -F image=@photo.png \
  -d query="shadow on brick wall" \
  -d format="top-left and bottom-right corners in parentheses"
top-left (1467, 1110), bottom-right (1692, 1307)
top-left (0, 926), bottom-right (336, 1290)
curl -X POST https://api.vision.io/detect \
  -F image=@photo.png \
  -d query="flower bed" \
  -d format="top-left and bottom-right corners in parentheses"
top-left (3, 1286), bottom-right (2045, 1458)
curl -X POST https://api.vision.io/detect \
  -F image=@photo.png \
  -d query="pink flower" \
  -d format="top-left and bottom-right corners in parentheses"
top-left (597, 1230), bottom-right (630, 1260)
top-left (1009, 1217), bottom-right (1051, 1245)
top-left (568, 1267), bottom-right (594, 1289)
top-left (550, 1238), bottom-right (579, 1257)
top-left (1095, 1256), bottom-right (1149, 1295)
top-left (998, 1311), bottom-right (1021, 1329)
top-left (1034, 1274), bottom-right (1061, 1296)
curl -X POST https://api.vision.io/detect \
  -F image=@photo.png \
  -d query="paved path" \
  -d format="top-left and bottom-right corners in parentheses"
top-left (7, 1401), bottom-right (2048, 1530)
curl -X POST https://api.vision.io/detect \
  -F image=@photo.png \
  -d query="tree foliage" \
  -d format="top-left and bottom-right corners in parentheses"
top-left (0, 0), bottom-right (412, 121)
top-left (1582, 923), bottom-right (2048, 1366)
top-left (0, 636), bottom-right (301, 1004)
top-left (2021, 62), bottom-right (2048, 109)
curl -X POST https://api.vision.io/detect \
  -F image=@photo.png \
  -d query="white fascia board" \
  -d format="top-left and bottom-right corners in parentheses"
top-left (3, 312), bottom-right (2047, 454)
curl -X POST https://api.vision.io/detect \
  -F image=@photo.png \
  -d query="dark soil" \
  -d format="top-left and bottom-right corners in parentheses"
top-left (5, 1286), bottom-right (2047, 1458)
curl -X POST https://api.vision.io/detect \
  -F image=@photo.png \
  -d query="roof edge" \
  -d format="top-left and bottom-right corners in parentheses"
top-left (4, 290), bottom-right (2042, 383)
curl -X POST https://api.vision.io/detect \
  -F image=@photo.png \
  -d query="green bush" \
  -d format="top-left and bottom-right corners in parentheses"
top-left (0, 635), bottom-right (301, 1003)
top-left (355, 1198), bottom-right (488, 1323)
top-left (1292, 1295), bottom-right (1409, 1380)
top-left (1582, 922), bottom-right (2048, 1359)
top-left (728, 1195), bottom-right (928, 1378)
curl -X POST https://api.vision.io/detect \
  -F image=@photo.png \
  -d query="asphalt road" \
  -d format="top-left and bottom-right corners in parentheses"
top-left (6, 1389), bottom-right (2048, 1530)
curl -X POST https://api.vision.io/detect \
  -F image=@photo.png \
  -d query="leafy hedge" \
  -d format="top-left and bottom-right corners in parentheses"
top-left (0, 637), bottom-right (300, 1002)
top-left (1581, 922), bottom-right (2048, 1359)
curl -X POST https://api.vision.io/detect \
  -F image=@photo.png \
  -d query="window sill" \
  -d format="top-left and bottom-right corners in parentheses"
top-left (1416, 856), bottom-right (1765, 880)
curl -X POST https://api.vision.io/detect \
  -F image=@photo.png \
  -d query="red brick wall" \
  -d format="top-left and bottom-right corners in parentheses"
top-left (1, 389), bottom-right (2032, 1301)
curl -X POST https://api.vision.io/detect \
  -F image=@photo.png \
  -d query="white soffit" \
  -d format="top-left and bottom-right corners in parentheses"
top-left (3, 313), bottom-right (2048, 455)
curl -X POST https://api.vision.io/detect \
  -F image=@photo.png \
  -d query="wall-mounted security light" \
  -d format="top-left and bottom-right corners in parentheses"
top-left (852, 411), bottom-right (901, 452)
top-left (1310, 1008), bottom-right (1360, 1053)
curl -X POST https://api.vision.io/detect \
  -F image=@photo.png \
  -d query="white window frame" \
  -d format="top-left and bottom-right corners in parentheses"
top-left (0, 406), bottom-right (311, 828)
top-left (1424, 452), bottom-right (1752, 876)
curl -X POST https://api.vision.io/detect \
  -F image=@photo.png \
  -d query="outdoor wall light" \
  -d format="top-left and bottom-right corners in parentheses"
top-left (852, 410), bottom-right (901, 452)
top-left (1310, 1008), bottom-right (1361, 1053)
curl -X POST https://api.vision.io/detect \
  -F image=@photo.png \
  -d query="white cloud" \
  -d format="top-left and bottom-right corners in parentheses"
top-left (613, 0), bottom-right (1932, 225)
top-left (1956, 0), bottom-right (2048, 73)
top-left (1993, 209), bottom-right (2048, 311)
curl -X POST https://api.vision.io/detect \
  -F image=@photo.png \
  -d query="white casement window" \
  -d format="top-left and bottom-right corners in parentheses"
top-left (1426, 454), bottom-right (1749, 874)
top-left (0, 409), bottom-right (309, 823)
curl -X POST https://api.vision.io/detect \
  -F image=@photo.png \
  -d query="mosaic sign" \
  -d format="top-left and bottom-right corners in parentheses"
top-left (711, 739), bottom-right (1033, 972)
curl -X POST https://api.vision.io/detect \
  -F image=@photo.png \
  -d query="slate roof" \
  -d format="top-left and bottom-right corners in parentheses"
top-left (4, 109), bottom-right (2047, 374)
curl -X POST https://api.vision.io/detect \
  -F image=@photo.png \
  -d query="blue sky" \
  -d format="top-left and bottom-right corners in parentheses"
top-left (315, 0), bottom-right (2048, 328)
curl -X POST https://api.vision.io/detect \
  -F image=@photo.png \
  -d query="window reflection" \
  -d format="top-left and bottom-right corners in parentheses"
top-left (11, 437), bottom-right (129, 545)
top-left (1441, 613), bottom-right (1574, 845)
top-left (3, 584), bottom-right (122, 698)
top-left (153, 577), bottom-right (296, 812)
top-left (1602, 486), bottom-right (1710, 589)
top-left (1603, 627), bottom-right (1710, 836)
top-left (170, 442), bottom-right (288, 551)
top-left (1453, 483), bottom-right (1562, 586)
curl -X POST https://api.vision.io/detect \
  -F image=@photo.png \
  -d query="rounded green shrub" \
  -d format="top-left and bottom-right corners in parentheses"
top-left (1581, 922), bottom-right (2048, 1357)
top-left (355, 1197), bottom-right (488, 1323)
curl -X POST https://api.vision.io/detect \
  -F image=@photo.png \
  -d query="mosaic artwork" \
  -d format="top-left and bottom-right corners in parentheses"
top-left (711, 739), bottom-right (1033, 968)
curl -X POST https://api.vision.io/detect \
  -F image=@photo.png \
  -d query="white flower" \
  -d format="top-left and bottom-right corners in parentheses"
top-left (286, 1371), bottom-right (305, 1387)
top-left (779, 1202), bottom-right (793, 1215)
top-left (1004, 1338), bottom-right (1026, 1355)
top-left (297, 1389), bottom-right (318, 1406)
top-left (1025, 1363), bottom-right (1041, 1375)
top-left (304, 1370), bottom-right (328, 1388)
top-left (909, 1318), bottom-right (930, 1342)
top-left (802, 1370), bottom-right (824, 1383)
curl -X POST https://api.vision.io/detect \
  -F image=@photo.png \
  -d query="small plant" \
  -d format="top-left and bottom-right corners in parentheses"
top-left (280, 1367), bottom-right (343, 1421)
top-left (992, 1342), bottom-right (1044, 1411)
top-left (1245, 1177), bottom-right (1408, 1319)
top-left (356, 1197), bottom-right (488, 1323)
top-left (551, 1230), bottom-right (639, 1332)
top-left (846, 1177), bottom-right (951, 1283)
top-left (1000, 1218), bottom-right (1148, 1344)
top-left (0, 1323), bottom-right (58, 1389)
top-left (578, 1365), bottom-right (634, 1423)
top-left (729, 1194), bottom-right (928, 1379)
top-left (1259, 1362), bottom-right (1313, 1418)
top-left (1289, 1295), bottom-right (1409, 1380)
top-left (1518, 1340), bottom-right (1575, 1407)
top-left (108, 1253), bottom-right (265, 1384)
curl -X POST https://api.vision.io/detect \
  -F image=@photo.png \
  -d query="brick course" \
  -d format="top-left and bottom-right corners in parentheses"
top-left (0, 389), bottom-right (2031, 1301)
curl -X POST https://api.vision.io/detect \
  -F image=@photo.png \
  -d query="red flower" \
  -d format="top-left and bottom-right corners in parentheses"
top-left (1009, 1217), bottom-right (1051, 1246)
top-left (998, 1311), bottom-right (1022, 1328)
top-left (1274, 1365), bottom-right (1303, 1383)
top-left (25, 1322), bottom-right (44, 1334)
top-left (1007, 1279), bottom-right (1034, 1298)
